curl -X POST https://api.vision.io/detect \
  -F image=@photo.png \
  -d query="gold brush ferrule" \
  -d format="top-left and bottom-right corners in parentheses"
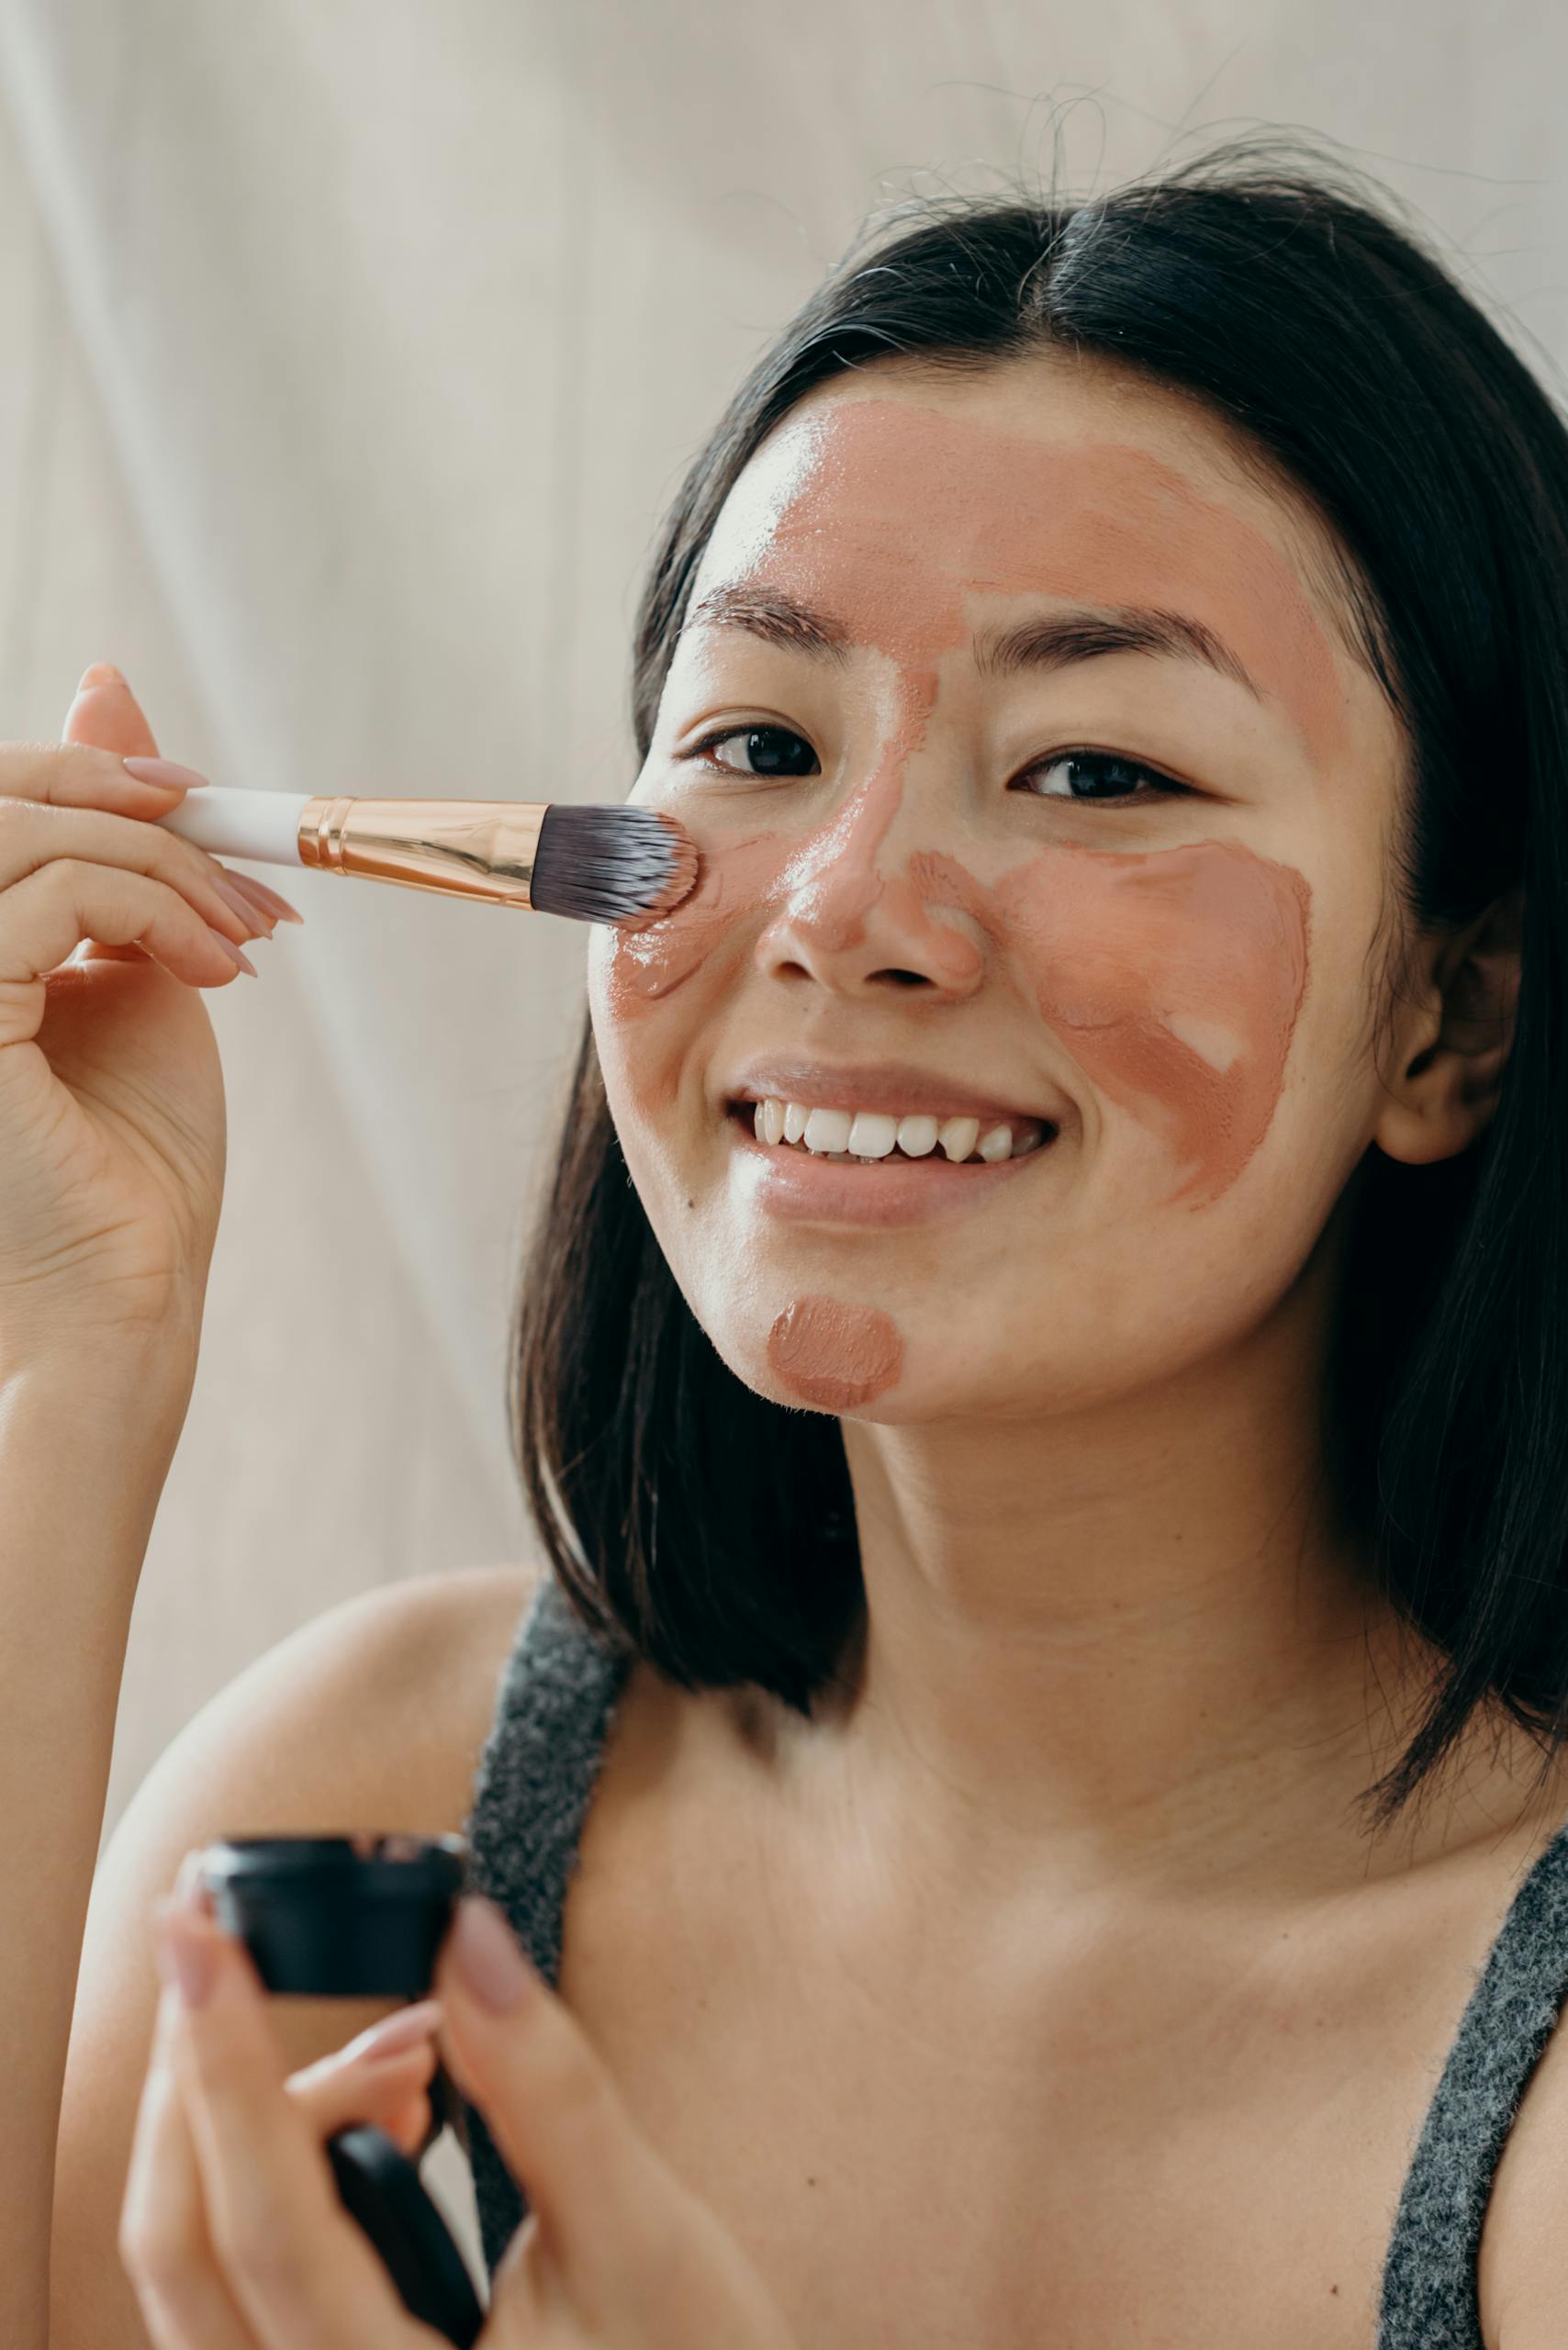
top-left (296, 797), bottom-right (550, 908)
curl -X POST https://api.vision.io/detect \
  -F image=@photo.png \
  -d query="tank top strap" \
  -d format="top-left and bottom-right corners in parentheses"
top-left (1379, 1817), bottom-right (1568, 2345)
top-left (459, 1571), bottom-right (631, 2275)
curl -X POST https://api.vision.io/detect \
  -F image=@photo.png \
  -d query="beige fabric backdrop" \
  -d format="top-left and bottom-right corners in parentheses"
top-left (0, 1), bottom-right (1560, 1849)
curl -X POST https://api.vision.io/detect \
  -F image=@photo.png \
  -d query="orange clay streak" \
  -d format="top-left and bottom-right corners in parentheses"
top-left (911, 844), bottom-right (1312, 1207)
top-left (767, 1297), bottom-right (905, 1409)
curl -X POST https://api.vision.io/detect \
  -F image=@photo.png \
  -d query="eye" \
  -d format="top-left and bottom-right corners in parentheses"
top-left (1011, 749), bottom-right (1190, 806)
top-left (689, 724), bottom-right (821, 779)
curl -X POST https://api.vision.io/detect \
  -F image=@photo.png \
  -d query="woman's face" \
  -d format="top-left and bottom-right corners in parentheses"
top-left (587, 355), bottom-right (1413, 1424)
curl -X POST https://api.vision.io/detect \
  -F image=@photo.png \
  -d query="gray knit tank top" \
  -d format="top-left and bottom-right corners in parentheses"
top-left (459, 1573), bottom-right (1568, 2344)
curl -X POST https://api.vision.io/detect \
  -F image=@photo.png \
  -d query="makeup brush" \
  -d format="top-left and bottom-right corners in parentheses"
top-left (152, 786), bottom-right (699, 928)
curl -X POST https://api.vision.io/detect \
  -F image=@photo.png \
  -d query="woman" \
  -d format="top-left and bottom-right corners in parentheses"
top-left (9, 139), bottom-right (1568, 2347)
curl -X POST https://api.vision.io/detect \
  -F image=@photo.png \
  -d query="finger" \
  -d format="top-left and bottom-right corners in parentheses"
top-left (156, 1904), bottom-right (424, 2350)
top-left (0, 737), bottom-right (206, 820)
top-left (62, 662), bottom-right (161, 758)
top-left (61, 664), bottom-right (162, 970)
top-left (0, 663), bottom-right (193, 854)
top-left (119, 1979), bottom-right (257, 2350)
top-left (0, 862), bottom-right (258, 1031)
top-left (435, 1897), bottom-right (675, 2280)
top-left (43, 665), bottom-right (266, 976)
top-left (60, 666), bottom-right (200, 831)
top-left (0, 799), bottom-right (275, 949)
top-left (286, 2002), bottom-right (443, 2160)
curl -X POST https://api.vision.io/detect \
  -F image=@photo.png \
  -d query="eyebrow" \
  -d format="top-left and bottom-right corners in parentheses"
top-left (688, 583), bottom-right (853, 662)
top-left (686, 581), bottom-right (1263, 700)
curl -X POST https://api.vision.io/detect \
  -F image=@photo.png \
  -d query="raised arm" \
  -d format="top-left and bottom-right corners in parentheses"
top-left (0, 665), bottom-right (283, 2346)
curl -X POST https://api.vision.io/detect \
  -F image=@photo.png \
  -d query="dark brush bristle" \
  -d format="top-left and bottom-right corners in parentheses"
top-left (531, 803), bottom-right (700, 927)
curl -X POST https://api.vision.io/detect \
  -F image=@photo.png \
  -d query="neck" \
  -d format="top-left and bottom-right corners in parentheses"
top-left (809, 1307), bottom-right (1451, 1904)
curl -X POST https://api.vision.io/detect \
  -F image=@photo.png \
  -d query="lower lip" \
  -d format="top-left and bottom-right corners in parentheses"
top-left (729, 1126), bottom-right (1056, 1226)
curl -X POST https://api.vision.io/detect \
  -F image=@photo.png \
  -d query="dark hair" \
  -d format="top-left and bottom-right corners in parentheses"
top-left (510, 133), bottom-right (1568, 1828)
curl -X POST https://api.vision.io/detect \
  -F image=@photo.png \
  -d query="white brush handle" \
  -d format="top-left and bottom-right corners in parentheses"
top-left (156, 786), bottom-right (311, 867)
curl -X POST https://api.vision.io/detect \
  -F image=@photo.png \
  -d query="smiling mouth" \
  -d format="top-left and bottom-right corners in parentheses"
top-left (732, 1096), bottom-right (1057, 1166)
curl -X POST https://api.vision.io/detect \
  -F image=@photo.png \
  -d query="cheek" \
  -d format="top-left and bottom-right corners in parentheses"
top-left (589, 826), bottom-right (849, 1274)
top-left (595, 831), bottom-right (790, 1027)
top-left (996, 842), bottom-right (1313, 1208)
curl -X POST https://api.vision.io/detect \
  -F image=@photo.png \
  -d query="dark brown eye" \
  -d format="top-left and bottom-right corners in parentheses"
top-left (700, 726), bottom-right (820, 778)
top-left (1014, 750), bottom-right (1184, 804)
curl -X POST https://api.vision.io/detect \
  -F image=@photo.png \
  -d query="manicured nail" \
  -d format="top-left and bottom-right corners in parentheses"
top-left (209, 928), bottom-right (258, 977)
top-left (211, 874), bottom-right (275, 934)
top-left (172, 1848), bottom-right (211, 1913)
top-left (122, 756), bottom-right (209, 789)
top-left (448, 1897), bottom-right (535, 2015)
top-left (154, 1904), bottom-right (216, 2008)
top-left (344, 1998), bottom-right (444, 2065)
top-left (222, 869), bottom-right (304, 925)
top-left (77, 663), bottom-right (126, 692)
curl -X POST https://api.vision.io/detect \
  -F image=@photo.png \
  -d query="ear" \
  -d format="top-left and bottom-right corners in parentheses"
top-left (1372, 885), bottom-right (1522, 1168)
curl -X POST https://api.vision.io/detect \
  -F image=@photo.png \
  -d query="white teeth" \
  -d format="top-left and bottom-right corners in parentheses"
top-left (747, 1098), bottom-right (1049, 1165)
top-left (846, 1111), bottom-right (898, 1159)
top-left (802, 1105), bottom-right (853, 1155)
top-left (896, 1114), bottom-right (938, 1158)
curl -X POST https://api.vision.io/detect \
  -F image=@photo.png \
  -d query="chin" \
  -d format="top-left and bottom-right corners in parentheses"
top-left (708, 1311), bottom-right (986, 1427)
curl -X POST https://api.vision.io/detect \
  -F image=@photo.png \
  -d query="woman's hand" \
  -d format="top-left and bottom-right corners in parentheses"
top-left (0, 666), bottom-right (297, 1373)
top-left (120, 1872), bottom-right (801, 2350)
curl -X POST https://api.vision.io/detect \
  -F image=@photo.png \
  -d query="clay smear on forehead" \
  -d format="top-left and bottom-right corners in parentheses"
top-left (767, 1298), bottom-right (903, 1411)
top-left (743, 392), bottom-right (1350, 770)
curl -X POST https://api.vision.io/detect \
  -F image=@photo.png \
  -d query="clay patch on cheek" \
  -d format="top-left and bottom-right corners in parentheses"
top-left (996, 841), bottom-right (1312, 1206)
top-left (767, 1297), bottom-right (904, 1410)
top-left (599, 832), bottom-right (790, 1018)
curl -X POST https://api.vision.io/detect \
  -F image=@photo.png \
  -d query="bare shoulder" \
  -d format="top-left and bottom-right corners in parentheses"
top-left (95, 1560), bottom-right (539, 1896)
top-left (50, 1561), bottom-right (540, 2350)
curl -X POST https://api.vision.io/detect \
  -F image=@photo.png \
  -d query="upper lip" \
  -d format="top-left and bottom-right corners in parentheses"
top-left (724, 1059), bottom-right (1061, 1127)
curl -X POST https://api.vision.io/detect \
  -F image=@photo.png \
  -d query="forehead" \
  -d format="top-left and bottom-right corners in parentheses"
top-left (688, 360), bottom-right (1362, 769)
top-left (700, 355), bottom-right (1338, 586)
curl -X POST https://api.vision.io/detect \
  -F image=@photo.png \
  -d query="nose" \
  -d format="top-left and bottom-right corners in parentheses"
top-left (753, 755), bottom-right (986, 1002)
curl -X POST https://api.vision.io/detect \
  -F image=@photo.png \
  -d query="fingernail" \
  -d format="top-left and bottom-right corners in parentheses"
top-left (122, 756), bottom-right (209, 789)
top-left (448, 1897), bottom-right (535, 2015)
top-left (77, 663), bottom-right (126, 692)
top-left (209, 929), bottom-right (258, 977)
top-left (172, 1848), bottom-right (211, 1913)
top-left (223, 870), bottom-right (305, 926)
top-left (211, 874), bottom-right (275, 934)
top-left (344, 1998), bottom-right (444, 2065)
top-left (154, 1903), bottom-right (216, 2008)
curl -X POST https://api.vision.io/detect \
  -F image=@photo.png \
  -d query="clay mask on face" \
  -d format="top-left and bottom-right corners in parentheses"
top-left (608, 395), bottom-right (1324, 1210)
top-left (893, 838), bottom-right (1313, 1207)
top-left (767, 1297), bottom-right (905, 1409)
top-left (689, 392), bottom-right (1350, 763)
